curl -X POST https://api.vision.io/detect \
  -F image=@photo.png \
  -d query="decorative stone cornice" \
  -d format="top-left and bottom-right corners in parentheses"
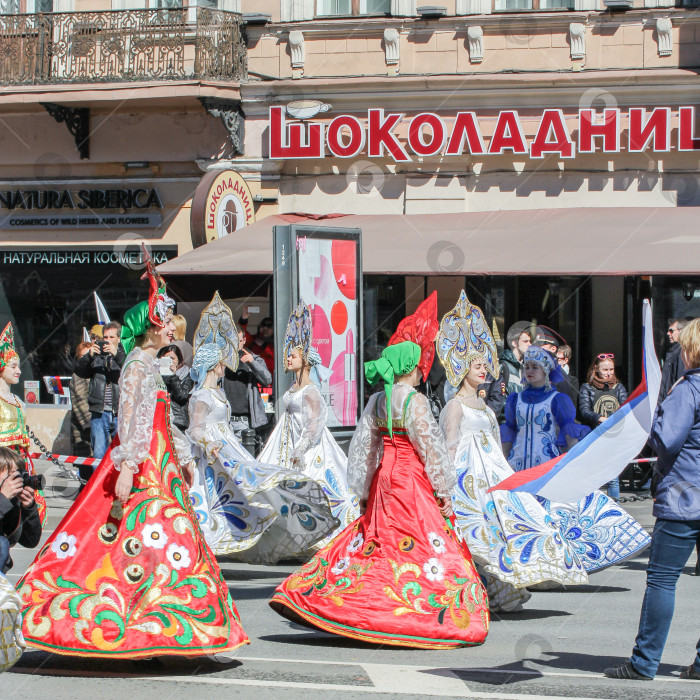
top-left (656, 17), bottom-right (672, 57)
top-left (467, 26), bottom-right (484, 64)
top-left (569, 22), bottom-right (585, 60)
top-left (289, 30), bottom-right (305, 78)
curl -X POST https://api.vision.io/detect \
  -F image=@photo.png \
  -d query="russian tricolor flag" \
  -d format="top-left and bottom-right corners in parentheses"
top-left (489, 299), bottom-right (661, 503)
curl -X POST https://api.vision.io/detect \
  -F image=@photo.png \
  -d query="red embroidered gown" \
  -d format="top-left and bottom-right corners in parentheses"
top-left (17, 349), bottom-right (249, 658)
top-left (270, 385), bottom-right (489, 649)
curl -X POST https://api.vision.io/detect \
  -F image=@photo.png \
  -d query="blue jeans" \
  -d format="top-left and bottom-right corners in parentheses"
top-left (630, 518), bottom-right (700, 678)
top-left (607, 477), bottom-right (620, 501)
top-left (0, 535), bottom-right (10, 573)
top-left (90, 410), bottom-right (117, 462)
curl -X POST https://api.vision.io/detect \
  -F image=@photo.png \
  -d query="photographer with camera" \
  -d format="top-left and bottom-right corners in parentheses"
top-left (75, 321), bottom-right (125, 462)
top-left (0, 447), bottom-right (42, 573)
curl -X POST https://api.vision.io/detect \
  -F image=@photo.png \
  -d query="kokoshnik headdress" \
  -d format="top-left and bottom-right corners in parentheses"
top-left (0, 323), bottom-right (18, 370)
top-left (388, 291), bottom-right (439, 382)
top-left (437, 290), bottom-right (500, 390)
top-left (283, 298), bottom-right (313, 366)
top-left (192, 291), bottom-right (240, 374)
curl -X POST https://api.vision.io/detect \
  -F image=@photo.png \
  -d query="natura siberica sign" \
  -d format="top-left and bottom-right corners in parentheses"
top-left (268, 106), bottom-right (700, 161)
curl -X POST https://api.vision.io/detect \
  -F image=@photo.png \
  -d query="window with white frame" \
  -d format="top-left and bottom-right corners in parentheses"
top-left (494, 0), bottom-right (573, 8)
top-left (316, 0), bottom-right (391, 16)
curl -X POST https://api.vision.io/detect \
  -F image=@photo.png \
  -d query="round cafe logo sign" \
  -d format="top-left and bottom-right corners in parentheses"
top-left (190, 170), bottom-right (255, 248)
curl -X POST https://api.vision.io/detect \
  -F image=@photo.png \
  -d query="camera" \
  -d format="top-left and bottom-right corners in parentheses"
top-left (96, 340), bottom-right (107, 353)
top-left (20, 470), bottom-right (45, 491)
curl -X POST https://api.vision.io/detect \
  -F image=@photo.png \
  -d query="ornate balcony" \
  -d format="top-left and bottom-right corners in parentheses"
top-left (0, 8), bottom-right (246, 86)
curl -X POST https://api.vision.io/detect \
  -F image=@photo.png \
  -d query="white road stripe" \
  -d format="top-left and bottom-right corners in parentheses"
top-left (235, 655), bottom-right (695, 684)
top-left (6, 669), bottom-right (619, 699)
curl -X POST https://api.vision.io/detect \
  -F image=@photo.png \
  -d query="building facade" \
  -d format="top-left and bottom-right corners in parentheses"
top-left (0, 0), bottom-right (698, 404)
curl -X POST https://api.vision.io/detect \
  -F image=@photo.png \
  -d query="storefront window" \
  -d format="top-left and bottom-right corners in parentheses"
top-left (650, 275), bottom-right (700, 360)
top-left (0, 246), bottom-right (177, 403)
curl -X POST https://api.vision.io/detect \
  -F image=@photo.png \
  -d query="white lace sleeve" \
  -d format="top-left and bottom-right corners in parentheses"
top-left (293, 385), bottom-right (327, 460)
top-left (186, 391), bottom-right (224, 463)
top-left (111, 359), bottom-right (157, 471)
top-left (348, 393), bottom-right (383, 500)
top-left (439, 399), bottom-right (463, 465)
top-left (406, 391), bottom-right (455, 498)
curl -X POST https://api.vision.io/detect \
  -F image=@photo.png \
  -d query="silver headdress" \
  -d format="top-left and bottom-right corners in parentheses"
top-left (192, 291), bottom-right (240, 373)
top-left (437, 290), bottom-right (499, 388)
top-left (283, 298), bottom-right (313, 365)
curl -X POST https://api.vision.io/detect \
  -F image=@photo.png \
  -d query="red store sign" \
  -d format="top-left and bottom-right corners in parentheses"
top-left (268, 106), bottom-right (700, 161)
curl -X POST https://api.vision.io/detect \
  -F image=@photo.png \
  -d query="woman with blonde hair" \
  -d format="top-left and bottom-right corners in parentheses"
top-left (606, 318), bottom-right (700, 682)
top-left (171, 313), bottom-right (193, 367)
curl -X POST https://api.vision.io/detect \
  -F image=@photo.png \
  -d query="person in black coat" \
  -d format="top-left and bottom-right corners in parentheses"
top-left (157, 345), bottom-right (194, 432)
top-left (0, 447), bottom-right (42, 573)
top-left (658, 318), bottom-right (693, 402)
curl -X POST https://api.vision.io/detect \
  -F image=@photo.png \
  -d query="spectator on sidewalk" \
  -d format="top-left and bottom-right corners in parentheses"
top-left (658, 318), bottom-right (693, 402)
top-left (0, 447), bottom-right (41, 573)
top-left (534, 327), bottom-right (579, 406)
top-left (239, 312), bottom-right (274, 376)
top-left (605, 318), bottom-right (700, 682)
top-left (223, 330), bottom-right (272, 441)
top-left (75, 321), bottom-right (125, 462)
top-left (157, 344), bottom-right (193, 432)
top-left (69, 341), bottom-right (92, 461)
top-left (579, 353), bottom-right (628, 500)
top-left (171, 314), bottom-right (193, 368)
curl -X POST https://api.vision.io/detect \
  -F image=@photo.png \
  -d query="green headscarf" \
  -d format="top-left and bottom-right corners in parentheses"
top-left (365, 341), bottom-right (421, 436)
top-left (120, 301), bottom-right (152, 355)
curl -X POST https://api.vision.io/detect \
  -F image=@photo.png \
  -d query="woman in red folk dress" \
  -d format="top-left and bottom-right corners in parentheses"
top-left (17, 259), bottom-right (249, 659)
top-left (270, 297), bottom-right (489, 649)
top-left (0, 323), bottom-right (47, 525)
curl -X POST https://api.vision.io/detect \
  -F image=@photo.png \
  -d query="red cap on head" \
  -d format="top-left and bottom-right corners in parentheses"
top-left (388, 291), bottom-right (439, 382)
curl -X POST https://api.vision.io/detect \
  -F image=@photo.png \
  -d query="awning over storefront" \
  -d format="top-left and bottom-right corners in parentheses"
top-left (158, 208), bottom-right (700, 277)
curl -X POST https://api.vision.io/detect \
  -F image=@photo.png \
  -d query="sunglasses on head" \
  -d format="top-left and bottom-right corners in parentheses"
top-left (597, 353), bottom-right (614, 360)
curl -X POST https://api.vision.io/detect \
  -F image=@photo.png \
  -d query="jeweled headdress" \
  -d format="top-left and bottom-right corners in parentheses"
top-left (388, 291), bottom-right (439, 381)
top-left (0, 323), bottom-right (17, 370)
top-left (142, 245), bottom-right (175, 328)
top-left (283, 298), bottom-right (313, 365)
top-left (193, 291), bottom-right (240, 373)
top-left (437, 290), bottom-right (499, 388)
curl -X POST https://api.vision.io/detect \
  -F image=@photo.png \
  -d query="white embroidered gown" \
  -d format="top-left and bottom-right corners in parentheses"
top-left (186, 386), bottom-right (338, 564)
top-left (259, 383), bottom-right (360, 545)
top-left (440, 399), bottom-right (589, 611)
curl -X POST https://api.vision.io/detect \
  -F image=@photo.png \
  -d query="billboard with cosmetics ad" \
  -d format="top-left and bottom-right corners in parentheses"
top-left (273, 225), bottom-right (363, 431)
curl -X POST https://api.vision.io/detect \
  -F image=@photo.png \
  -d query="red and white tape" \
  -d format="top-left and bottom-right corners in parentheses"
top-left (29, 452), bottom-right (100, 467)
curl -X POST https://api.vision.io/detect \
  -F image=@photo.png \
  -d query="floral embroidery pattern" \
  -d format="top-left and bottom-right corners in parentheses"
top-left (51, 532), bottom-right (77, 559)
top-left (19, 427), bottom-right (240, 653)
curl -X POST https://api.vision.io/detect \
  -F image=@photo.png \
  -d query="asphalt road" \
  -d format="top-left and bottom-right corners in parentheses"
top-left (4, 462), bottom-right (700, 699)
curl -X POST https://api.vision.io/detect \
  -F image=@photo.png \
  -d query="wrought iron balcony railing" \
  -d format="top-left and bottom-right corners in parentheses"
top-left (0, 8), bottom-right (246, 86)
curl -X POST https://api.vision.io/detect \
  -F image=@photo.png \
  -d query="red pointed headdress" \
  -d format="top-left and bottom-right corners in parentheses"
top-left (0, 322), bottom-right (17, 370)
top-left (141, 244), bottom-right (174, 328)
top-left (388, 291), bottom-right (439, 381)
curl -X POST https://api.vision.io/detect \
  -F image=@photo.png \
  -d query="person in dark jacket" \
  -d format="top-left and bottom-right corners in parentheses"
top-left (223, 331), bottom-right (272, 442)
top-left (0, 447), bottom-right (41, 573)
top-left (534, 327), bottom-right (580, 406)
top-left (75, 320), bottom-right (125, 461)
top-left (579, 354), bottom-right (628, 500)
top-left (658, 318), bottom-right (693, 402)
top-left (605, 319), bottom-right (700, 682)
top-left (157, 344), bottom-right (193, 432)
top-left (490, 321), bottom-right (532, 420)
